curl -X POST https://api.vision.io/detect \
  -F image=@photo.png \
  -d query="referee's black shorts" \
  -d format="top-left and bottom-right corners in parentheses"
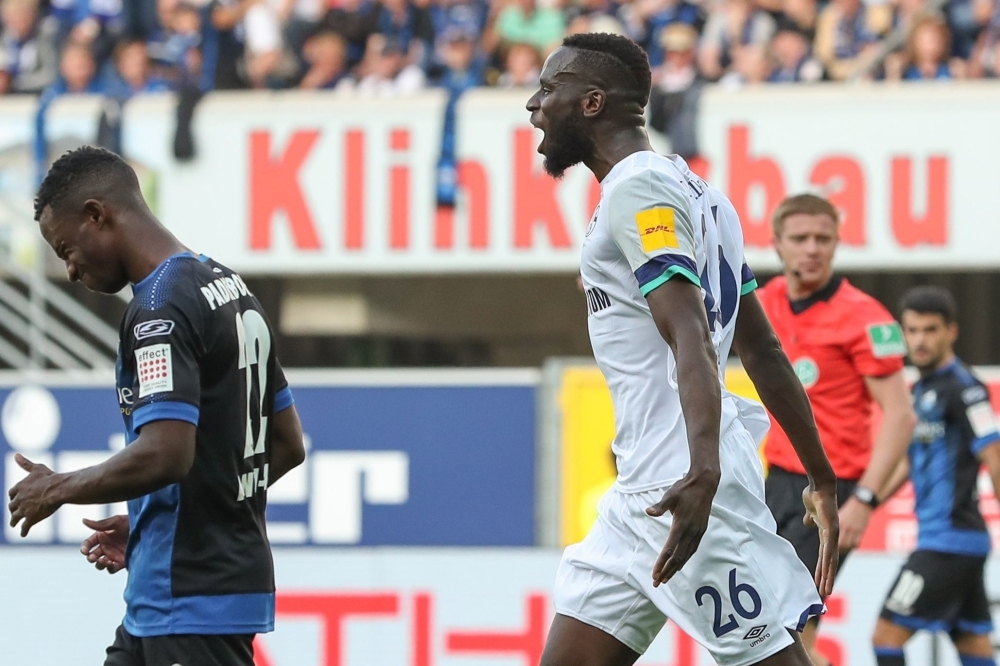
top-left (765, 465), bottom-right (857, 579)
top-left (104, 624), bottom-right (256, 666)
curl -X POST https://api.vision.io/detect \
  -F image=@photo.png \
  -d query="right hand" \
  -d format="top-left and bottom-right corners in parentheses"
top-left (802, 486), bottom-right (839, 598)
top-left (80, 515), bottom-right (129, 574)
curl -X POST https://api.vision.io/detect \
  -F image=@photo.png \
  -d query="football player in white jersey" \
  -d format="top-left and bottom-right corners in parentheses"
top-left (526, 33), bottom-right (841, 666)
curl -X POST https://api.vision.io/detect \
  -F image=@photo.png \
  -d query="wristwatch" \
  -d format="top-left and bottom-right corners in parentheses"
top-left (852, 485), bottom-right (880, 509)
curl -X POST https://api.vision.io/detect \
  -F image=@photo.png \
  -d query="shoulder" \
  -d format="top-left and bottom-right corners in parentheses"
top-left (606, 158), bottom-right (689, 211)
top-left (131, 255), bottom-right (215, 314)
top-left (835, 280), bottom-right (896, 324)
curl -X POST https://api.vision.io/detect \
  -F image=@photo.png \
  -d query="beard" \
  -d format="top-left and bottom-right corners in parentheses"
top-left (541, 112), bottom-right (595, 179)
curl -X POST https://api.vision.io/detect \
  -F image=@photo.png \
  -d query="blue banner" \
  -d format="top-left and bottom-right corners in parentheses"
top-left (0, 378), bottom-right (536, 547)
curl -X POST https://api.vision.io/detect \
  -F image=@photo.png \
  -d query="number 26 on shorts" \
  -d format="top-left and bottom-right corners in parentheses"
top-left (695, 568), bottom-right (763, 638)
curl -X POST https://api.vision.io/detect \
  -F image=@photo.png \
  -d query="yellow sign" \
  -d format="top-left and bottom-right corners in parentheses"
top-left (558, 364), bottom-right (763, 547)
top-left (634, 208), bottom-right (679, 253)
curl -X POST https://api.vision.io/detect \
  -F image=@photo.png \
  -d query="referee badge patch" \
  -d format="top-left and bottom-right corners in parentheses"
top-left (634, 208), bottom-right (679, 253)
top-left (866, 323), bottom-right (906, 358)
top-left (135, 344), bottom-right (174, 397)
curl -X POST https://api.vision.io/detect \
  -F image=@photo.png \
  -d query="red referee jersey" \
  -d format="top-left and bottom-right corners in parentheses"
top-left (759, 276), bottom-right (906, 480)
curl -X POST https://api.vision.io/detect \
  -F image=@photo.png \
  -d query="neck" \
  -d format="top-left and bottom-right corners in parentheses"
top-left (585, 125), bottom-right (653, 182)
top-left (120, 210), bottom-right (190, 285)
top-left (919, 352), bottom-right (956, 378)
top-left (785, 271), bottom-right (832, 300)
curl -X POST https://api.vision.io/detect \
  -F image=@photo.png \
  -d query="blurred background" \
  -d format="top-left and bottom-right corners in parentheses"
top-left (0, 0), bottom-right (999, 663)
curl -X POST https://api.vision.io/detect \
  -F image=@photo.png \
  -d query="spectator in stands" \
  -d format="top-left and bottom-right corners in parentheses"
top-left (35, 41), bottom-right (104, 182)
top-left (147, 0), bottom-right (202, 86)
top-left (620, 0), bottom-right (701, 67)
top-left (432, 0), bottom-right (489, 44)
top-left (945, 0), bottom-right (994, 60)
top-left (0, 0), bottom-right (59, 94)
top-left (318, 0), bottom-right (378, 67)
top-left (648, 23), bottom-right (701, 159)
top-left (279, 0), bottom-right (325, 60)
top-left (565, 0), bottom-right (623, 35)
top-left (719, 41), bottom-right (772, 85)
top-left (298, 28), bottom-right (350, 88)
top-left (769, 25), bottom-right (824, 81)
top-left (488, 0), bottom-right (565, 56)
top-left (886, 13), bottom-right (964, 79)
top-left (372, 0), bottom-right (435, 68)
top-left (205, 0), bottom-right (269, 90)
top-left (355, 34), bottom-right (426, 93)
top-left (51, 0), bottom-right (126, 65)
top-left (698, 0), bottom-right (776, 80)
top-left (777, 0), bottom-right (817, 40)
top-left (813, 0), bottom-right (891, 80)
top-left (496, 40), bottom-right (540, 86)
top-left (969, 2), bottom-right (1000, 77)
top-left (105, 37), bottom-right (172, 96)
top-left (242, 0), bottom-right (286, 87)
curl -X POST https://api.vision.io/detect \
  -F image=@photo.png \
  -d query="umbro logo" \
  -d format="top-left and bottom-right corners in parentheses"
top-left (744, 625), bottom-right (770, 646)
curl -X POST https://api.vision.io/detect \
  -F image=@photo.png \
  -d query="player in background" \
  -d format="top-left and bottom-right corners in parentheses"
top-left (527, 33), bottom-right (839, 666)
top-left (758, 194), bottom-right (917, 665)
top-left (7, 146), bottom-right (306, 666)
top-left (872, 286), bottom-right (1000, 666)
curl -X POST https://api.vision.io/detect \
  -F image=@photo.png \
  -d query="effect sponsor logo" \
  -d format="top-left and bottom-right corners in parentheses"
top-left (133, 319), bottom-right (175, 341)
top-left (867, 323), bottom-right (906, 358)
top-left (634, 208), bottom-right (679, 253)
top-left (967, 402), bottom-right (999, 439)
top-left (793, 357), bottom-right (819, 389)
top-left (135, 344), bottom-right (173, 397)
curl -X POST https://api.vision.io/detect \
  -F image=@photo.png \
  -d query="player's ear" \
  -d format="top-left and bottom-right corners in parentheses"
top-left (582, 88), bottom-right (605, 117)
top-left (82, 199), bottom-right (107, 229)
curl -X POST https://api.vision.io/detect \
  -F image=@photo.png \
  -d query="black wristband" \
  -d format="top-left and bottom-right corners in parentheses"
top-left (852, 485), bottom-right (880, 509)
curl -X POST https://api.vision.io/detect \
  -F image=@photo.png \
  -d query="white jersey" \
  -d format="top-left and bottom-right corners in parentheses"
top-left (581, 151), bottom-right (769, 492)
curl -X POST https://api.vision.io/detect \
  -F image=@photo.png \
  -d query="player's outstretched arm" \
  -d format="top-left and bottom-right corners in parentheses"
top-left (839, 372), bottom-right (916, 550)
top-left (980, 443), bottom-right (1000, 513)
top-left (270, 405), bottom-right (306, 485)
top-left (733, 290), bottom-right (840, 595)
top-left (643, 278), bottom-right (722, 588)
top-left (7, 420), bottom-right (195, 537)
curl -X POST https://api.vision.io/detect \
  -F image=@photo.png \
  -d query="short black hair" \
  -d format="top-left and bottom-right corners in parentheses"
top-left (562, 32), bottom-right (652, 108)
top-left (34, 146), bottom-right (138, 222)
top-left (899, 285), bottom-right (958, 325)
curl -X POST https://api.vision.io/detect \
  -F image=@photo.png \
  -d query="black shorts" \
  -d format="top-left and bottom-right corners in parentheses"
top-left (104, 625), bottom-right (256, 666)
top-left (764, 465), bottom-right (857, 578)
top-left (880, 550), bottom-right (993, 636)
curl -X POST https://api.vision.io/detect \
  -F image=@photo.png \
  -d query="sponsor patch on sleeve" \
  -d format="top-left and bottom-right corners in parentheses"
top-left (963, 385), bottom-right (989, 405)
top-left (967, 402), bottom-right (1000, 438)
top-left (133, 319), bottom-right (175, 341)
top-left (866, 322), bottom-right (907, 358)
top-left (634, 208), bottom-right (679, 253)
top-left (135, 344), bottom-right (174, 398)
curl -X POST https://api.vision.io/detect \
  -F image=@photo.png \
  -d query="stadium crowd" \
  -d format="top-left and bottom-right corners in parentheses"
top-left (2, 0), bottom-right (1000, 103)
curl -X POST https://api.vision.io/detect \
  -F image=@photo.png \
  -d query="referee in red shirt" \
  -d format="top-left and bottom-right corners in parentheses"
top-left (759, 194), bottom-right (917, 666)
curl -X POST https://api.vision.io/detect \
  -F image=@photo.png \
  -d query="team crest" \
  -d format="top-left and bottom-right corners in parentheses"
top-left (919, 390), bottom-right (937, 410)
top-left (586, 205), bottom-right (600, 237)
top-left (793, 357), bottom-right (819, 389)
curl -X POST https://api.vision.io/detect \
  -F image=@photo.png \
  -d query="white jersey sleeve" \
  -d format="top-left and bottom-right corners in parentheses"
top-left (606, 169), bottom-right (700, 297)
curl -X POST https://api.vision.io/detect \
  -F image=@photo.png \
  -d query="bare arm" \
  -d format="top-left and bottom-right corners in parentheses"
top-left (878, 457), bottom-right (911, 503)
top-left (9, 420), bottom-right (195, 536)
top-left (733, 291), bottom-right (836, 489)
top-left (643, 278), bottom-right (722, 586)
top-left (837, 371), bottom-right (916, 550)
top-left (980, 443), bottom-right (1000, 510)
top-left (733, 290), bottom-right (840, 595)
top-left (270, 405), bottom-right (306, 485)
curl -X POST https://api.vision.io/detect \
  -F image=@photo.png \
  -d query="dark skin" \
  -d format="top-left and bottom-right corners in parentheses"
top-left (528, 46), bottom-right (839, 666)
top-left (8, 181), bottom-right (306, 567)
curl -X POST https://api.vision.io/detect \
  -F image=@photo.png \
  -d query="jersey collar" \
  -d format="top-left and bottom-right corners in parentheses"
top-left (132, 251), bottom-right (197, 290)
top-left (788, 275), bottom-right (843, 314)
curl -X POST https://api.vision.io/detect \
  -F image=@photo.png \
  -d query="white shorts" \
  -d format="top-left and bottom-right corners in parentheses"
top-left (553, 421), bottom-right (823, 666)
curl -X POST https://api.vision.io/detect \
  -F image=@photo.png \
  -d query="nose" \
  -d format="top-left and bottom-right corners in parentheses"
top-left (526, 92), bottom-right (540, 112)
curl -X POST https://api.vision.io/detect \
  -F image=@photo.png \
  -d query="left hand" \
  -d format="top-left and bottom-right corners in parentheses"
top-left (646, 468), bottom-right (720, 587)
top-left (837, 496), bottom-right (871, 552)
top-left (7, 454), bottom-right (62, 537)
